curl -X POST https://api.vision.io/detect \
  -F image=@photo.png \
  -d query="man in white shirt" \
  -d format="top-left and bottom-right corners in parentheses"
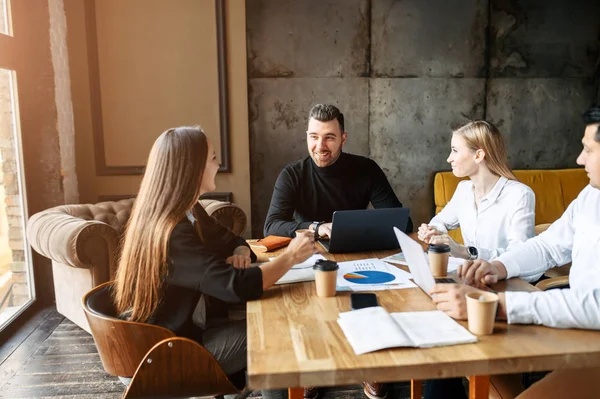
top-left (429, 105), bottom-right (600, 398)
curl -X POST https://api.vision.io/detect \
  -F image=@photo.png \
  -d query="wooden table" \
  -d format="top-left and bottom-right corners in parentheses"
top-left (248, 244), bottom-right (600, 399)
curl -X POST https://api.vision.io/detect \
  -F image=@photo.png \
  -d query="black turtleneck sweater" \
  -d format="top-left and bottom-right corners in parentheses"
top-left (264, 152), bottom-right (412, 237)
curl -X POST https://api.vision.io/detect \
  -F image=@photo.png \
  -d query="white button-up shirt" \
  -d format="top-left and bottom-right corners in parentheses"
top-left (499, 185), bottom-right (600, 330)
top-left (429, 176), bottom-right (536, 261)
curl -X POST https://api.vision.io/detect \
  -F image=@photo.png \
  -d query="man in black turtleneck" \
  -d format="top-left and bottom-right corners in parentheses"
top-left (264, 103), bottom-right (412, 240)
top-left (264, 104), bottom-right (410, 399)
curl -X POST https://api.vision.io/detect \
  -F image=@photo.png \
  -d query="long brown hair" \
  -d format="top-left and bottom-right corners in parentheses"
top-left (114, 126), bottom-right (209, 322)
top-left (453, 120), bottom-right (517, 180)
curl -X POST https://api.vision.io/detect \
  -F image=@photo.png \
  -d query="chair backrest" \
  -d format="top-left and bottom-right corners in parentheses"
top-left (61, 198), bottom-right (135, 237)
top-left (433, 168), bottom-right (588, 244)
top-left (82, 282), bottom-right (175, 377)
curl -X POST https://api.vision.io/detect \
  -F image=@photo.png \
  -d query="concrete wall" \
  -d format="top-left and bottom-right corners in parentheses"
top-left (248, 0), bottom-right (600, 236)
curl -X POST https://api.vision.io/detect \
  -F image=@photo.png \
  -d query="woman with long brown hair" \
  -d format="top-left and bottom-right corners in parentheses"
top-left (418, 120), bottom-right (535, 263)
top-left (114, 126), bottom-right (314, 396)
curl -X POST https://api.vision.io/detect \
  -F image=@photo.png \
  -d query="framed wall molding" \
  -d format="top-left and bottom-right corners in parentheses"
top-left (0, 35), bottom-right (18, 69)
top-left (84, 0), bottom-right (231, 176)
top-left (98, 192), bottom-right (233, 203)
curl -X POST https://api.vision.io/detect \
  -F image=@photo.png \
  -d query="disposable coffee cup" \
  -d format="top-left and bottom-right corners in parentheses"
top-left (313, 259), bottom-right (339, 298)
top-left (428, 244), bottom-right (451, 277)
top-left (465, 292), bottom-right (499, 335)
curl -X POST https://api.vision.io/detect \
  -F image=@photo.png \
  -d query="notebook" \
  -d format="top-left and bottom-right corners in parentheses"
top-left (318, 208), bottom-right (410, 253)
top-left (337, 306), bottom-right (477, 355)
top-left (248, 235), bottom-right (292, 252)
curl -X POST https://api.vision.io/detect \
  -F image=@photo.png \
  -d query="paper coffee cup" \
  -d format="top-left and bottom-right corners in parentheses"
top-left (428, 244), bottom-right (451, 277)
top-left (313, 259), bottom-right (339, 297)
top-left (465, 292), bottom-right (499, 335)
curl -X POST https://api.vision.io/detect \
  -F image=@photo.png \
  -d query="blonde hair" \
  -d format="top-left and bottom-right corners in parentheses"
top-left (114, 126), bottom-right (208, 322)
top-left (453, 120), bottom-right (517, 181)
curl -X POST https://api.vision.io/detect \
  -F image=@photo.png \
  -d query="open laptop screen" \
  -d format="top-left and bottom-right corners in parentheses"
top-left (320, 208), bottom-right (410, 253)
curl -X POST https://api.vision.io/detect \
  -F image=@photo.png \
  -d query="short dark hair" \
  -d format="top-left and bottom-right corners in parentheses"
top-left (583, 105), bottom-right (600, 142)
top-left (308, 104), bottom-right (345, 132)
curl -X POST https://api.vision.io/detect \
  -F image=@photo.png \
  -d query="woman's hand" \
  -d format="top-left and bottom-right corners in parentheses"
top-left (429, 283), bottom-right (484, 320)
top-left (259, 232), bottom-right (316, 290)
top-left (226, 246), bottom-right (252, 269)
top-left (429, 234), bottom-right (469, 259)
top-left (417, 223), bottom-right (443, 243)
top-left (285, 231), bottom-right (316, 264)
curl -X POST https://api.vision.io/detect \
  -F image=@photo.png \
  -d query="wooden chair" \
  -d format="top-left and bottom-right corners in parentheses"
top-left (82, 281), bottom-right (240, 398)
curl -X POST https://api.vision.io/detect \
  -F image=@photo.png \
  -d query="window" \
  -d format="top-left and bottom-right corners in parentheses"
top-left (0, 0), bottom-right (35, 330)
top-left (0, 0), bottom-right (11, 36)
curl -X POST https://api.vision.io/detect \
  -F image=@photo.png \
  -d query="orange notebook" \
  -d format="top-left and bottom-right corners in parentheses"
top-left (249, 235), bottom-right (292, 252)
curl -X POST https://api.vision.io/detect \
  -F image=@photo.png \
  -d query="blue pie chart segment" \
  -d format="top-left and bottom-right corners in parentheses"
top-left (343, 271), bottom-right (396, 284)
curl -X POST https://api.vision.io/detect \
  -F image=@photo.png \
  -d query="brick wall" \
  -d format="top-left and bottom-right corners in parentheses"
top-left (0, 1), bottom-right (29, 306)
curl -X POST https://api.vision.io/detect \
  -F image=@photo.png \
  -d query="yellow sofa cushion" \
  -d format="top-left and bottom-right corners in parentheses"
top-left (513, 170), bottom-right (565, 225)
top-left (554, 169), bottom-right (591, 209)
top-left (433, 168), bottom-right (588, 244)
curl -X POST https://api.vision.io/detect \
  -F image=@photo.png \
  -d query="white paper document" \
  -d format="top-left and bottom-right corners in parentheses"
top-left (381, 252), bottom-right (410, 266)
top-left (337, 306), bottom-right (477, 355)
top-left (335, 258), bottom-right (415, 292)
top-left (382, 252), bottom-right (465, 273)
top-left (273, 254), bottom-right (326, 285)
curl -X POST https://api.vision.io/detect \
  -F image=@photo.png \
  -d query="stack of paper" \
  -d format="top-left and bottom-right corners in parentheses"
top-left (335, 258), bottom-right (416, 292)
top-left (274, 254), bottom-right (326, 285)
top-left (274, 257), bottom-right (417, 290)
top-left (337, 306), bottom-right (477, 355)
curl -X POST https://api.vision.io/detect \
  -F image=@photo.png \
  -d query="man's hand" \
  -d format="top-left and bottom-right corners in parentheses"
top-left (417, 223), bottom-right (442, 243)
top-left (429, 283), bottom-right (484, 320)
top-left (317, 222), bottom-right (332, 239)
top-left (226, 246), bottom-right (252, 269)
top-left (457, 259), bottom-right (508, 287)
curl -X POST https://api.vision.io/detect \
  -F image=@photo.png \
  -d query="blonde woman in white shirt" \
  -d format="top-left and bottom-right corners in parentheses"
top-left (421, 121), bottom-right (536, 399)
top-left (427, 105), bottom-right (600, 399)
top-left (418, 120), bottom-right (535, 264)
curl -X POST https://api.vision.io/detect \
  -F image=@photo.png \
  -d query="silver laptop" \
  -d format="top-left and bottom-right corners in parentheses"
top-left (393, 227), bottom-right (455, 296)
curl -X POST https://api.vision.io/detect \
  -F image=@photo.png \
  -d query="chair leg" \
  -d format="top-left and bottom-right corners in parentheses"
top-left (469, 375), bottom-right (490, 399)
top-left (289, 387), bottom-right (304, 399)
top-left (411, 379), bottom-right (422, 399)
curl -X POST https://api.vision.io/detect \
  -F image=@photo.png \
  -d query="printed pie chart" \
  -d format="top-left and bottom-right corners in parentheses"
top-left (343, 271), bottom-right (396, 284)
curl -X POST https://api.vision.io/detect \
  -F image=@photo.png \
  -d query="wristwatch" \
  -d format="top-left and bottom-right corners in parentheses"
top-left (311, 221), bottom-right (320, 239)
top-left (312, 221), bottom-right (326, 240)
top-left (467, 246), bottom-right (479, 260)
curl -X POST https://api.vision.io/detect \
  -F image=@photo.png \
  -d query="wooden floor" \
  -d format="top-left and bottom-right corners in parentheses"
top-left (0, 307), bottom-right (426, 399)
top-left (0, 307), bottom-right (122, 398)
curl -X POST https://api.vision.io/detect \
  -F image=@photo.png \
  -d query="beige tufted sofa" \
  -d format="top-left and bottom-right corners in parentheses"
top-left (27, 198), bottom-right (247, 333)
